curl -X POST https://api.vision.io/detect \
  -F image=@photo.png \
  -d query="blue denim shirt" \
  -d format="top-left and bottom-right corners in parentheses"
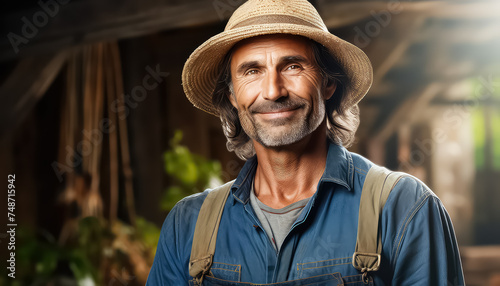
top-left (147, 143), bottom-right (465, 285)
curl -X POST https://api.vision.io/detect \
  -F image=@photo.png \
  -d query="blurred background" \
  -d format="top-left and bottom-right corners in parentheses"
top-left (0, 0), bottom-right (499, 285)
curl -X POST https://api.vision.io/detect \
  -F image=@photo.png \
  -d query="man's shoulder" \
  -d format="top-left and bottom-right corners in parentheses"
top-left (348, 150), bottom-right (436, 203)
top-left (349, 151), bottom-right (375, 175)
top-left (161, 190), bottom-right (208, 233)
top-left (169, 180), bottom-right (235, 218)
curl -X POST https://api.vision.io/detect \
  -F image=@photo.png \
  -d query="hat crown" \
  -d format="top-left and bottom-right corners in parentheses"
top-left (225, 0), bottom-right (328, 32)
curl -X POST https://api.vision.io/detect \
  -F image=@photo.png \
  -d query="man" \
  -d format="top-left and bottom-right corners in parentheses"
top-left (147, 0), bottom-right (465, 285)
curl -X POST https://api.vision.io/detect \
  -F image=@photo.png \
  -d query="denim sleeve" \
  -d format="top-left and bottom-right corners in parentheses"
top-left (146, 201), bottom-right (189, 285)
top-left (390, 183), bottom-right (465, 286)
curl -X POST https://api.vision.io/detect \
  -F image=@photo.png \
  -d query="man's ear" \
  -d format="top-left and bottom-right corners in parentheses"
top-left (323, 80), bottom-right (337, 101)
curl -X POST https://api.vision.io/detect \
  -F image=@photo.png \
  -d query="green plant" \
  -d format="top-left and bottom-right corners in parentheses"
top-left (135, 217), bottom-right (161, 260)
top-left (161, 130), bottom-right (222, 211)
top-left (0, 216), bottom-right (160, 286)
top-left (1, 222), bottom-right (98, 286)
top-left (0, 130), bottom-right (216, 285)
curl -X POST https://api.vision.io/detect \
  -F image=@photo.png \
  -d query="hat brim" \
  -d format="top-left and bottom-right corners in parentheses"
top-left (182, 23), bottom-right (373, 116)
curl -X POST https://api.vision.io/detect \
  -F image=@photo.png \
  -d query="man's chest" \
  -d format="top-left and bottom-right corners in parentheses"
top-left (207, 190), bottom-right (370, 284)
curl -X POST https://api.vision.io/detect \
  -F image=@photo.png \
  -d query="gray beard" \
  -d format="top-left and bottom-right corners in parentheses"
top-left (253, 117), bottom-right (315, 147)
top-left (242, 100), bottom-right (325, 147)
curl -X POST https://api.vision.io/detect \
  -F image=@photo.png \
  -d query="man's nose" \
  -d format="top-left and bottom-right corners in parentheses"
top-left (262, 70), bottom-right (287, 101)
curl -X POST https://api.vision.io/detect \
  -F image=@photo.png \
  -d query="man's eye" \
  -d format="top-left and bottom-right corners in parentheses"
top-left (245, 69), bottom-right (259, 76)
top-left (286, 64), bottom-right (301, 71)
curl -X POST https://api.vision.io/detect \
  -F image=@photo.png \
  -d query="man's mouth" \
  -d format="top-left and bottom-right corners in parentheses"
top-left (258, 106), bottom-right (301, 114)
top-left (254, 106), bottom-right (303, 120)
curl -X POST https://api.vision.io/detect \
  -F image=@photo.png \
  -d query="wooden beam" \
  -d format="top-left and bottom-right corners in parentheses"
top-left (372, 17), bottom-right (425, 84)
top-left (0, 0), bottom-right (225, 61)
top-left (319, 0), bottom-right (500, 29)
top-left (461, 246), bottom-right (500, 286)
top-left (363, 97), bottom-right (500, 107)
top-left (2, 0), bottom-right (499, 61)
top-left (371, 82), bottom-right (447, 143)
top-left (0, 51), bottom-right (67, 139)
top-left (431, 98), bottom-right (500, 106)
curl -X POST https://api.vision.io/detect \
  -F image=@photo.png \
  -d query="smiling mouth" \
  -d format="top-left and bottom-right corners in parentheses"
top-left (253, 104), bottom-right (303, 114)
top-left (254, 106), bottom-right (303, 120)
top-left (258, 106), bottom-right (301, 114)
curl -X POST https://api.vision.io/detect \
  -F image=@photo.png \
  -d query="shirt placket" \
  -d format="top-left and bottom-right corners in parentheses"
top-left (243, 202), bottom-right (278, 283)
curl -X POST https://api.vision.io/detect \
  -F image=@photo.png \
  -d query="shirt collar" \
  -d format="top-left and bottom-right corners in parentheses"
top-left (319, 141), bottom-right (354, 191)
top-left (230, 141), bottom-right (354, 205)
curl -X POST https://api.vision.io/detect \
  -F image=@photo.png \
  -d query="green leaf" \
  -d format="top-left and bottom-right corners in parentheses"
top-left (162, 129), bottom-right (223, 211)
top-left (161, 186), bottom-right (187, 211)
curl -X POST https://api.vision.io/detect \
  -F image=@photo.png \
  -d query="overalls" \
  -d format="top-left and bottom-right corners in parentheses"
top-left (190, 272), bottom-right (373, 285)
top-left (187, 162), bottom-right (401, 286)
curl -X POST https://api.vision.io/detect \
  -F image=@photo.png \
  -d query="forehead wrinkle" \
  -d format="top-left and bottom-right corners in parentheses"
top-left (230, 35), bottom-right (317, 79)
top-left (235, 54), bottom-right (311, 76)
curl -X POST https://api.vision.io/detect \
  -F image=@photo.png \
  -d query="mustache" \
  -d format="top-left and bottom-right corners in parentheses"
top-left (250, 97), bottom-right (307, 113)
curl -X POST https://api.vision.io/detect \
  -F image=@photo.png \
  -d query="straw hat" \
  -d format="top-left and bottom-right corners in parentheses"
top-left (182, 0), bottom-right (373, 116)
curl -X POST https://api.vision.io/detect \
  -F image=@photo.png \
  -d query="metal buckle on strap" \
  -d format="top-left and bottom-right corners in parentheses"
top-left (352, 252), bottom-right (381, 272)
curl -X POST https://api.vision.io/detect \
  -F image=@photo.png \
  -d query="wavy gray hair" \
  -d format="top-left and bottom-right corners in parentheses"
top-left (211, 39), bottom-right (360, 160)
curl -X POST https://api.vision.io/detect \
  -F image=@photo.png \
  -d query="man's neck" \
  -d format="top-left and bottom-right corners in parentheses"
top-left (253, 122), bottom-right (328, 209)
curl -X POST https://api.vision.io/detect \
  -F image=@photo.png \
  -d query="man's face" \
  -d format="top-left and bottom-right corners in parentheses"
top-left (229, 35), bottom-right (336, 148)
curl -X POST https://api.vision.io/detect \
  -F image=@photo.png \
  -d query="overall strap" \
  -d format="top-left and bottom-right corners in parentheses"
top-left (352, 165), bottom-right (405, 281)
top-left (189, 179), bottom-right (235, 284)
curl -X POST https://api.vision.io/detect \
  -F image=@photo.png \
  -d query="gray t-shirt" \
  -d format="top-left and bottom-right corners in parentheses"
top-left (249, 183), bottom-right (310, 252)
